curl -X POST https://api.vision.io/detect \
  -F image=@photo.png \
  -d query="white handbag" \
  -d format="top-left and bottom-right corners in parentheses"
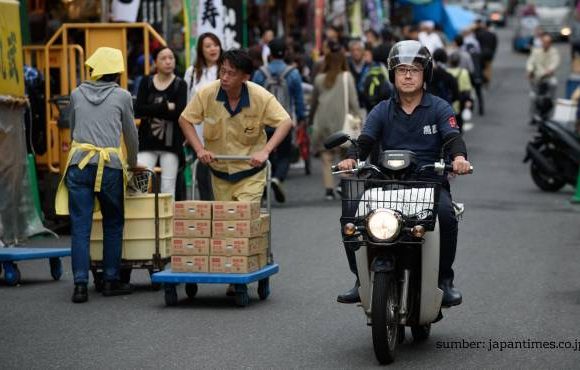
top-left (341, 72), bottom-right (362, 146)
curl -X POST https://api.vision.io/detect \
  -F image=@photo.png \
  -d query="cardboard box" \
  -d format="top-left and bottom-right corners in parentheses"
top-left (174, 201), bottom-right (212, 219)
top-left (171, 255), bottom-right (209, 273)
top-left (173, 220), bottom-right (211, 238)
top-left (212, 201), bottom-right (260, 220)
top-left (212, 219), bottom-right (262, 238)
top-left (259, 213), bottom-right (270, 234)
top-left (210, 236), bottom-right (267, 256)
top-left (209, 255), bottom-right (260, 273)
top-left (171, 238), bottom-right (210, 256)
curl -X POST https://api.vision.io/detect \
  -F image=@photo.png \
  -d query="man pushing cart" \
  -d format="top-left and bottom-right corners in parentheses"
top-left (154, 49), bottom-right (291, 306)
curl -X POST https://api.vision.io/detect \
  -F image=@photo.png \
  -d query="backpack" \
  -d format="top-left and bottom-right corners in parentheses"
top-left (362, 65), bottom-right (392, 110)
top-left (259, 65), bottom-right (295, 119)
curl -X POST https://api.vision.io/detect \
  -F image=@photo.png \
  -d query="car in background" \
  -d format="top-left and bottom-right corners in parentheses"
top-left (461, 0), bottom-right (508, 27)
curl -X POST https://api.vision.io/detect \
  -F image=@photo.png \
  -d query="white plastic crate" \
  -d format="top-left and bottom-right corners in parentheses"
top-left (90, 237), bottom-right (172, 261)
top-left (90, 217), bottom-right (173, 240)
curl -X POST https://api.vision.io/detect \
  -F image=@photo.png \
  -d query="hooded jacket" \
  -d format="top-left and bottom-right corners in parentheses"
top-left (69, 80), bottom-right (138, 169)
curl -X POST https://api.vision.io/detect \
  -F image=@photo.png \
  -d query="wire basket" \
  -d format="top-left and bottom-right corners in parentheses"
top-left (340, 178), bottom-right (441, 231)
top-left (127, 170), bottom-right (152, 194)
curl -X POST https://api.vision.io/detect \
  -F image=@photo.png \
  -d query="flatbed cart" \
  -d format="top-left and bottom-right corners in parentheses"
top-left (151, 155), bottom-right (279, 307)
top-left (0, 247), bottom-right (69, 286)
top-left (91, 168), bottom-right (170, 291)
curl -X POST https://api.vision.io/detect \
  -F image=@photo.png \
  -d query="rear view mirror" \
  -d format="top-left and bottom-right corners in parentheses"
top-left (324, 132), bottom-right (349, 150)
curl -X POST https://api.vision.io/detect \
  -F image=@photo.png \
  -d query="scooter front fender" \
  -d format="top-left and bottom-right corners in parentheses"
top-left (370, 255), bottom-right (395, 273)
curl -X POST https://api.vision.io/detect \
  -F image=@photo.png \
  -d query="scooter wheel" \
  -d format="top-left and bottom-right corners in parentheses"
top-left (530, 160), bottom-right (565, 192)
top-left (411, 324), bottom-right (431, 342)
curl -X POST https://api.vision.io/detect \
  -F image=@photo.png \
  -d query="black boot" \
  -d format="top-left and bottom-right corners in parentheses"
top-left (102, 281), bottom-right (133, 297)
top-left (439, 279), bottom-right (462, 307)
top-left (72, 283), bottom-right (88, 303)
top-left (337, 280), bottom-right (360, 304)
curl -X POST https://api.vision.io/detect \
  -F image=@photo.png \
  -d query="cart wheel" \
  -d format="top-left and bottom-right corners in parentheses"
top-left (148, 269), bottom-right (162, 291)
top-left (185, 283), bottom-right (198, 299)
top-left (258, 278), bottom-right (270, 300)
top-left (120, 268), bottom-right (132, 284)
top-left (164, 284), bottom-right (178, 306)
top-left (234, 284), bottom-right (249, 307)
top-left (92, 270), bottom-right (104, 292)
top-left (49, 258), bottom-right (63, 281)
top-left (4, 262), bottom-right (21, 286)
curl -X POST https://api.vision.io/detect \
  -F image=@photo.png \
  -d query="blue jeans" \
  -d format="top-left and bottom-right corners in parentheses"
top-left (66, 165), bottom-right (124, 284)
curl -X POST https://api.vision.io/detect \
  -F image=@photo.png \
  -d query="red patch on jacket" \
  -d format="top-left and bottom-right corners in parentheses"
top-left (448, 116), bottom-right (458, 129)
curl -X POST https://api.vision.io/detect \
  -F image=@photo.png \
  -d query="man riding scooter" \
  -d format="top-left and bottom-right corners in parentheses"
top-left (336, 40), bottom-right (471, 308)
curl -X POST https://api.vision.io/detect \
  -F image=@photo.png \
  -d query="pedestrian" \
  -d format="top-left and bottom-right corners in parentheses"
top-left (526, 32), bottom-right (560, 123)
top-left (427, 49), bottom-right (459, 108)
top-left (364, 28), bottom-right (381, 48)
top-left (309, 41), bottom-right (361, 200)
top-left (179, 49), bottom-right (292, 296)
top-left (252, 38), bottom-right (307, 203)
top-left (183, 32), bottom-right (222, 200)
top-left (447, 52), bottom-right (474, 130)
top-left (473, 19), bottom-right (498, 87)
top-left (260, 28), bottom-right (275, 66)
top-left (135, 46), bottom-right (187, 199)
top-left (361, 44), bottom-right (393, 112)
top-left (570, 10), bottom-right (580, 60)
top-left (335, 40), bottom-right (471, 308)
top-left (418, 21), bottom-right (444, 54)
top-left (450, 35), bottom-right (474, 75)
top-left (55, 47), bottom-right (139, 303)
top-left (347, 39), bottom-right (371, 108)
top-left (178, 48), bottom-right (292, 203)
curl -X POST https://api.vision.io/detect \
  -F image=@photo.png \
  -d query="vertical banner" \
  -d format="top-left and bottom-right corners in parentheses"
top-left (222, 0), bottom-right (244, 50)
top-left (197, 0), bottom-right (224, 40)
top-left (314, 0), bottom-right (325, 55)
top-left (0, 0), bottom-right (25, 98)
top-left (184, 0), bottom-right (198, 68)
top-left (350, 0), bottom-right (363, 38)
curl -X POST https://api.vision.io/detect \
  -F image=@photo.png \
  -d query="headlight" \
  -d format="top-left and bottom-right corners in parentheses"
top-left (561, 27), bottom-right (571, 36)
top-left (366, 209), bottom-right (402, 242)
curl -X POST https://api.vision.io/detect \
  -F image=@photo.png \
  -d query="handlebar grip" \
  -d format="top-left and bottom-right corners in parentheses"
top-left (446, 164), bottom-right (474, 174)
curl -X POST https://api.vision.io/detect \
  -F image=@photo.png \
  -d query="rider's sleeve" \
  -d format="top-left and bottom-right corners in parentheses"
top-left (444, 132), bottom-right (467, 159)
top-left (436, 100), bottom-right (466, 159)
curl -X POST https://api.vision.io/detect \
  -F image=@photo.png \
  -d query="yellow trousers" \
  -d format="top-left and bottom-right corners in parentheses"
top-left (211, 169), bottom-right (266, 202)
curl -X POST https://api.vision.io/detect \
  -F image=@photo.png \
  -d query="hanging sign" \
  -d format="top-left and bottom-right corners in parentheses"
top-left (0, 0), bottom-right (25, 98)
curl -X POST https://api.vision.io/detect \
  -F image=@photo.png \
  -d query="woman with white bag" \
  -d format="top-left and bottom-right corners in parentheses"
top-left (310, 41), bottom-right (361, 200)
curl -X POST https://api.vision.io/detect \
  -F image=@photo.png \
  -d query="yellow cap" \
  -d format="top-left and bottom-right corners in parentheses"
top-left (85, 47), bottom-right (125, 80)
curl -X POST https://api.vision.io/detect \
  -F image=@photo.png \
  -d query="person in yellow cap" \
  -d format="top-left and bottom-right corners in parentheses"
top-left (55, 47), bottom-right (139, 303)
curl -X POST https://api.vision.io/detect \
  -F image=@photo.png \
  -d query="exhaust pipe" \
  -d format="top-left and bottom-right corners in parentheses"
top-left (526, 143), bottom-right (558, 176)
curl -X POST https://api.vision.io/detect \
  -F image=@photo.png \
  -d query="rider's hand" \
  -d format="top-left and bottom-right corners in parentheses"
top-left (250, 149), bottom-right (269, 167)
top-left (338, 158), bottom-right (357, 171)
top-left (452, 155), bottom-right (471, 175)
top-left (197, 148), bottom-right (215, 164)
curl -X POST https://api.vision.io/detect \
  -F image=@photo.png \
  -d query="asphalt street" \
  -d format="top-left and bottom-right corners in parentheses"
top-left (1, 26), bottom-right (580, 369)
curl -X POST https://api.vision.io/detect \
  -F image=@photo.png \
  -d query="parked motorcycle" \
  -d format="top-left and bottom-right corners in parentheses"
top-left (524, 119), bottom-right (580, 192)
top-left (324, 132), bottom-right (472, 365)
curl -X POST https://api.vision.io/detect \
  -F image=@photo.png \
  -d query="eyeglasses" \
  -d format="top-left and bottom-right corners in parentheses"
top-left (394, 66), bottom-right (423, 76)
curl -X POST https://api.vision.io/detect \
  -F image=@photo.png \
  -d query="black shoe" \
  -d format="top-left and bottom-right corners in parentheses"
top-left (102, 281), bottom-right (133, 297)
top-left (337, 281), bottom-right (360, 304)
top-left (271, 178), bottom-right (286, 203)
top-left (72, 284), bottom-right (88, 303)
top-left (439, 279), bottom-right (462, 307)
top-left (324, 188), bottom-right (335, 201)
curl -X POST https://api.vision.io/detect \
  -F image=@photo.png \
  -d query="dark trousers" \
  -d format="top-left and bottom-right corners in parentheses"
top-left (473, 82), bottom-right (484, 115)
top-left (341, 185), bottom-right (458, 283)
top-left (194, 158), bottom-right (214, 200)
top-left (66, 165), bottom-right (124, 284)
top-left (265, 127), bottom-right (293, 182)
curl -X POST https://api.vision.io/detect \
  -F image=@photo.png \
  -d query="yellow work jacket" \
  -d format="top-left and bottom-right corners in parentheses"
top-left (55, 141), bottom-right (127, 215)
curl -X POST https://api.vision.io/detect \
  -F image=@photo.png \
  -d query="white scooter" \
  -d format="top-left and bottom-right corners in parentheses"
top-left (325, 132), bottom-right (472, 365)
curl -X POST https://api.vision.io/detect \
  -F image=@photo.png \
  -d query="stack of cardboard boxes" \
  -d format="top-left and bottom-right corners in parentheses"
top-left (171, 201), bottom-right (270, 274)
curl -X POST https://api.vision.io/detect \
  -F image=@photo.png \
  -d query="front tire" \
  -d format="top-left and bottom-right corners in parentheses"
top-left (371, 272), bottom-right (399, 365)
top-left (530, 161), bottom-right (566, 192)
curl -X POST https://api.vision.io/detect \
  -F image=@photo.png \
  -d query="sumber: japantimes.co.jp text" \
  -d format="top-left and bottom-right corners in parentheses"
top-left (436, 339), bottom-right (580, 352)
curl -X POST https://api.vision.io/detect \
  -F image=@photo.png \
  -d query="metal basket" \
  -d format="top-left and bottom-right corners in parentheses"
top-left (340, 178), bottom-right (441, 231)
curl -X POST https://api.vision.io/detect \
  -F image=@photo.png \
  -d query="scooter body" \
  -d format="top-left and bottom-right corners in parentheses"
top-left (525, 119), bottom-right (580, 191)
